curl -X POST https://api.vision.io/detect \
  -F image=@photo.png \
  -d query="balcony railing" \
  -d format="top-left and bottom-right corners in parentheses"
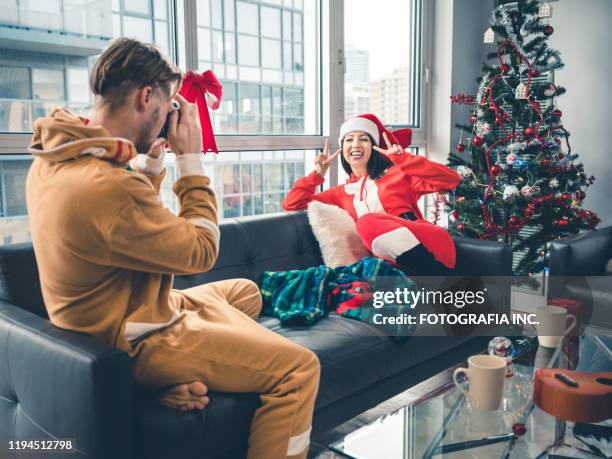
top-left (0, 99), bottom-right (92, 133)
top-left (1, 0), bottom-right (113, 40)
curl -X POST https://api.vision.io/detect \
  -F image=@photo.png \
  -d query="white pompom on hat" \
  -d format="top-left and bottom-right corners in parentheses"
top-left (338, 113), bottom-right (412, 149)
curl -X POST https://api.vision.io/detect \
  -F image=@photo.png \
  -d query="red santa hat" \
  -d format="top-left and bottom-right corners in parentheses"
top-left (338, 113), bottom-right (412, 149)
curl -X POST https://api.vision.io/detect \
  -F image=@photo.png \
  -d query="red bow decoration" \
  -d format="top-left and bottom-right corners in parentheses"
top-left (178, 70), bottom-right (223, 153)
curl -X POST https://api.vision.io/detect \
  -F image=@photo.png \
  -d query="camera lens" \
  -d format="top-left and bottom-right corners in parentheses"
top-left (159, 100), bottom-right (181, 138)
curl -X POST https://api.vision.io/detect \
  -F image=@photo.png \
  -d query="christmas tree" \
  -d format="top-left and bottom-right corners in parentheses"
top-left (444, 0), bottom-right (599, 276)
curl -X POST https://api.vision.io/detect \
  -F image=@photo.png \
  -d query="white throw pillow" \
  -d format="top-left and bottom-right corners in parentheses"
top-left (307, 201), bottom-right (370, 268)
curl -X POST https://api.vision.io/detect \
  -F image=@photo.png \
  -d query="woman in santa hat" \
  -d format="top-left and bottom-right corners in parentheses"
top-left (282, 113), bottom-right (461, 275)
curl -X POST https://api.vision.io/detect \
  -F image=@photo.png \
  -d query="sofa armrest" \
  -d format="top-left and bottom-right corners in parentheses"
top-left (453, 237), bottom-right (513, 276)
top-left (0, 301), bottom-right (134, 459)
top-left (550, 227), bottom-right (612, 276)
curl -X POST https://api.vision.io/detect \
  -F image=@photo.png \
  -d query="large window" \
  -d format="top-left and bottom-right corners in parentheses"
top-left (0, 0), bottom-right (427, 244)
top-left (196, 0), bottom-right (317, 135)
top-left (344, 0), bottom-right (422, 128)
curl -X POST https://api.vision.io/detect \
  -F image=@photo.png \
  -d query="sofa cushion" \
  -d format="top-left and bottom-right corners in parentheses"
top-left (174, 212), bottom-right (323, 289)
top-left (0, 243), bottom-right (47, 318)
top-left (306, 201), bottom-right (370, 267)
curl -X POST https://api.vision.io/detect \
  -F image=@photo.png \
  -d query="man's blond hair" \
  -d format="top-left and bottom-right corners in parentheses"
top-left (90, 37), bottom-right (182, 112)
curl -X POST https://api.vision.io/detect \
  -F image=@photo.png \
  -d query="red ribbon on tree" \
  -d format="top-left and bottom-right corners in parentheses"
top-left (178, 70), bottom-right (223, 153)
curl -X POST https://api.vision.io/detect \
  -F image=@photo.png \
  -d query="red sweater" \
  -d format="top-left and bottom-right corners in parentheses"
top-left (282, 153), bottom-right (460, 221)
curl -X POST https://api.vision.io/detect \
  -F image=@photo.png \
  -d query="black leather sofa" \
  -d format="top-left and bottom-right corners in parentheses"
top-left (549, 226), bottom-right (612, 329)
top-left (0, 212), bottom-right (511, 459)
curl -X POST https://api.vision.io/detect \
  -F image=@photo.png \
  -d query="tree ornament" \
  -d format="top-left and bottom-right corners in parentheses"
top-left (521, 185), bottom-right (536, 197)
top-left (490, 164), bottom-right (502, 176)
top-left (455, 128), bottom-right (466, 152)
top-left (551, 109), bottom-right (562, 118)
top-left (471, 135), bottom-right (484, 147)
top-left (508, 215), bottom-right (522, 229)
top-left (561, 193), bottom-right (571, 201)
top-left (479, 122), bottom-right (491, 134)
top-left (469, 115), bottom-right (477, 124)
top-left (549, 178), bottom-right (559, 188)
top-left (539, 2), bottom-right (553, 18)
top-left (503, 185), bottom-right (520, 202)
top-left (543, 83), bottom-right (556, 97)
top-left (544, 25), bottom-right (554, 36)
top-left (501, 64), bottom-right (511, 74)
top-left (575, 190), bottom-right (586, 200)
top-left (556, 218), bottom-right (569, 227)
top-left (515, 82), bottom-right (528, 99)
top-left (484, 27), bottom-right (495, 43)
top-left (528, 68), bottom-right (541, 77)
top-left (456, 165), bottom-right (472, 179)
top-left (456, 196), bottom-right (465, 203)
top-left (524, 126), bottom-right (536, 138)
top-left (539, 157), bottom-right (551, 166)
top-left (506, 152), bottom-right (518, 165)
top-left (519, 23), bottom-right (530, 37)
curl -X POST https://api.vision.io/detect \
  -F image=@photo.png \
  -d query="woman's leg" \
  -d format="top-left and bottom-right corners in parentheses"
top-left (355, 213), bottom-right (455, 276)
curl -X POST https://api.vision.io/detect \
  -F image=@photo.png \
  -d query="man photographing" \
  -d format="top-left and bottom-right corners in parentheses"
top-left (26, 37), bottom-right (319, 459)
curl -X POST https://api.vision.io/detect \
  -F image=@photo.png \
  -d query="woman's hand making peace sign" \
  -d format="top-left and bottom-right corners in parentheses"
top-left (373, 132), bottom-right (405, 156)
top-left (315, 138), bottom-right (342, 178)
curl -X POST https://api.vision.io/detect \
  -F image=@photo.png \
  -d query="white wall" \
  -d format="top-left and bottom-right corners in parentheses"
top-left (428, 0), bottom-right (454, 163)
top-left (548, 0), bottom-right (612, 226)
top-left (429, 0), bottom-right (493, 163)
top-left (429, 0), bottom-right (612, 226)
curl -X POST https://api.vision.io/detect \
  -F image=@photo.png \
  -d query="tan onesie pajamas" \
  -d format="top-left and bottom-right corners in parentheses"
top-left (26, 108), bottom-right (320, 459)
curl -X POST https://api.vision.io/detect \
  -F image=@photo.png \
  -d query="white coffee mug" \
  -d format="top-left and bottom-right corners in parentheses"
top-left (453, 355), bottom-right (507, 411)
top-left (536, 305), bottom-right (576, 348)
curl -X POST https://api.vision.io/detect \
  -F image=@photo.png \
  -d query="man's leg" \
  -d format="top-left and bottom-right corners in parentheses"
top-left (131, 286), bottom-right (320, 459)
top-left (179, 278), bottom-right (262, 320)
top-left (157, 279), bottom-right (263, 411)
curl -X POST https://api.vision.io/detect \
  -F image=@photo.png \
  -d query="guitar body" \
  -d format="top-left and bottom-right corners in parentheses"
top-left (533, 369), bottom-right (612, 423)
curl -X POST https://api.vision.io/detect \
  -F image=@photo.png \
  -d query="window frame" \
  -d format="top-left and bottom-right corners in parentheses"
top-left (0, 0), bottom-right (431, 182)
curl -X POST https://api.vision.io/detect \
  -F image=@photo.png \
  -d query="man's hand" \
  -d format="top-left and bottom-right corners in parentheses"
top-left (147, 137), bottom-right (166, 159)
top-left (167, 94), bottom-right (202, 156)
top-left (373, 132), bottom-right (405, 155)
top-left (315, 138), bottom-right (341, 178)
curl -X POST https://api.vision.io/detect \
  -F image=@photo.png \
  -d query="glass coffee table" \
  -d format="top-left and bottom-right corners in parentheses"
top-left (329, 335), bottom-right (612, 459)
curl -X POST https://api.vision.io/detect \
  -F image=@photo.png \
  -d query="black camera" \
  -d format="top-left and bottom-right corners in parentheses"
top-left (159, 100), bottom-right (181, 139)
